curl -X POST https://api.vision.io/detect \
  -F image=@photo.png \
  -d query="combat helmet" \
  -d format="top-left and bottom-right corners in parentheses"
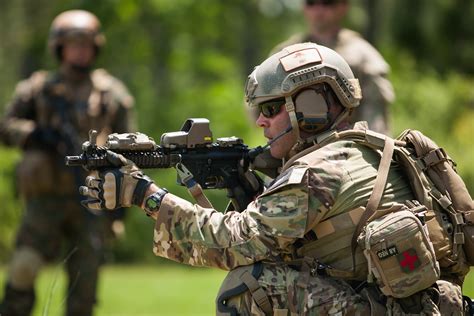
top-left (48, 10), bottom-right (105, 60)
top-left (245, 42), bottom-right (361, 142)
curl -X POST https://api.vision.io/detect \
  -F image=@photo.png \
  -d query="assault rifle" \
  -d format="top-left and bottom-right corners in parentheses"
top-left (65, 118), bottom-right (281, 211)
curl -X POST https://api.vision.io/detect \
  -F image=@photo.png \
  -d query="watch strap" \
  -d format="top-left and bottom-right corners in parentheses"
top-left (143, 188), bottom-right (169, 217)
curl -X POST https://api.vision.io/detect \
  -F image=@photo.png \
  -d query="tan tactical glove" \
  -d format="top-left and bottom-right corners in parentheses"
top-left (80, 151), bottom-right (153, 211)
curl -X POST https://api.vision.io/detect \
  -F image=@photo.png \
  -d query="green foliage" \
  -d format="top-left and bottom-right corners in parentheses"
top-left (388, 0), bottom-right (474, 74)
top-left (0, 0), bottom-right (473, 263)
top-left (0, 146), bottom-right (21, 259)
top-left (387, 49), bottom-right (474, 194)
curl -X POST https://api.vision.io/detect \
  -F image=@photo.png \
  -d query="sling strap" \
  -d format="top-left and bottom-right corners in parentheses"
top-left (175, 162), bottom-right (213, 208)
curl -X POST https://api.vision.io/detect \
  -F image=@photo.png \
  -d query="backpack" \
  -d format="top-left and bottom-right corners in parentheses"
top-left (345, 128), bottom-right (474, 278)
top-left (298, 128), bottom-right (474, 285)
top-left (391, 129), bottom-right (474, 273)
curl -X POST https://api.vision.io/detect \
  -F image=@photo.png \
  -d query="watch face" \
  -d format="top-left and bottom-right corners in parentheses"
top-left (146, 196), bottom-right (159, 210)
top-left (144, 189), bottom-right (168, 216)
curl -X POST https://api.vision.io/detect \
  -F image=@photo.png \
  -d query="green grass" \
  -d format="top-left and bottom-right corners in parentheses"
top-left (0, 264), bottom-right (227, 316)
top-left (2, 264), bottom-right (474, 315)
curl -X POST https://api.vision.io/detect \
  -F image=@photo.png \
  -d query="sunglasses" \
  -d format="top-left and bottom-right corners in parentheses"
top-left (305, 0), bottom-right (342, 6)
top-left (258, 98), bottom-right (286, 118)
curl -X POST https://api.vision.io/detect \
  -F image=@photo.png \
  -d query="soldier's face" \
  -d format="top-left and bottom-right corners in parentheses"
top-left (62, 39), bottom-right (96, 67)
top-left (256, 106), bottom-right (297, 159)
top-left (304, 1), bottom-right (348, 33)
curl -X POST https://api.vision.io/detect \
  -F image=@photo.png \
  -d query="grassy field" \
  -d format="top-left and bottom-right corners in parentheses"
top-left (0, 264), bottom-right (227, 316)
top-left (1, 264), bottom-right (474, 315)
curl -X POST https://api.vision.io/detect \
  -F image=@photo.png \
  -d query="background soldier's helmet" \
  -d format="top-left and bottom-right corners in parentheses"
top-left (48, 10), bottom-right (105, 60)
top-left (245, 42), bottom-right (362, 135)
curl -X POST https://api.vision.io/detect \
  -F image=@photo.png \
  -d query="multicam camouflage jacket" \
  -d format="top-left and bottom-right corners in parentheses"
top-left (0, 68), bottom-right (135, 197)
top-left (271, 29), bottom-right (395, 135)
top-left (154, 123), bottom-right (467, 314)
top-left (152, 123), bottom-right (414, 271)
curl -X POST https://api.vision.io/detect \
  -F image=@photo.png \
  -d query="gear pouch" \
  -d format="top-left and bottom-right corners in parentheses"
top-left (358, 209), bottom-right (440, 298)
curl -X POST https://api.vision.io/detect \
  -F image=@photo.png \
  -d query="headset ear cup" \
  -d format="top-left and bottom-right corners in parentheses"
top-left (294, 89), bottom-right (329, 132)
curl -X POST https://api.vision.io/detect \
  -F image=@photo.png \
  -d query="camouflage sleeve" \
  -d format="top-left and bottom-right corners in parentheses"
top-left (152, 171), bottom-right (311, 270)
top-left (0, 74), bottom-right (42, 147)
top-left (152, 159), bottom-right (346, 270)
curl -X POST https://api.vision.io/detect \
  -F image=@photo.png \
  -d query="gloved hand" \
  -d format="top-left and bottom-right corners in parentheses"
top-left (238, 163), bottom-right (264, 198)
top-left (226, 160), bottom-right (264, 212)
top-left (79, 151), bottom-right (154, 211)
top-left (23, 127), bottom-right (63, 151)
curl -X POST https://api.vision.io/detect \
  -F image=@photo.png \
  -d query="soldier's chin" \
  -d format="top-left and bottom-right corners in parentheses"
top-left (69, 63), bottom-right (92, 74)
top-left (269, 146), bottom-right (285, 159)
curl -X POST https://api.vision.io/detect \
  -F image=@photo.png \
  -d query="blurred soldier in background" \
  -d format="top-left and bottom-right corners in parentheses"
top-left (271, 0), bottom-right (394, 135)
top-left (0, 10), bottom-right (135, 316)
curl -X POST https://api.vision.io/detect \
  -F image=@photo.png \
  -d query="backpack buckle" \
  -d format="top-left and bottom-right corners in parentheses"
top-left (422, 148), bottom-right (447, 169)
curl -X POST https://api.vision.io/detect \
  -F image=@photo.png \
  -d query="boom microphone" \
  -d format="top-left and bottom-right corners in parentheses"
top-left (248, 126), bottom-right (293, 159)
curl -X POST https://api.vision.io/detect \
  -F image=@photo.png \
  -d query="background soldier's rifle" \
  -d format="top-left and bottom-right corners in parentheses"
top-left (66, 118), bottom-right (281, 211)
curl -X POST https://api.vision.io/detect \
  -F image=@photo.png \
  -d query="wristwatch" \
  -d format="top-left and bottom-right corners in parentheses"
top-left (143, 188), bottom-right (169, 217)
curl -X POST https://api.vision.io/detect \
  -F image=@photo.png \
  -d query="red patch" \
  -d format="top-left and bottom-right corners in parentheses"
top-left (397, 248), bottom-right (420, 273)
top-left (280, 48), bottom-right (322, 71)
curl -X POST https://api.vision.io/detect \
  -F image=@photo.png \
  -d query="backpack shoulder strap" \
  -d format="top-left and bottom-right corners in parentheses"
top-left (354, 136), bottom-right (395, 238)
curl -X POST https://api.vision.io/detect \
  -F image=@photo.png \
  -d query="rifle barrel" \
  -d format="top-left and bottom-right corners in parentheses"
top-left (64, 155), bottom-right (86, 167)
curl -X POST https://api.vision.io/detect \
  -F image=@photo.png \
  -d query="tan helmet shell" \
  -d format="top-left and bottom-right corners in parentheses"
top-left (48, 10), bottom-right (105, 58)
top-left (245, 42), bottom-right (361, 109)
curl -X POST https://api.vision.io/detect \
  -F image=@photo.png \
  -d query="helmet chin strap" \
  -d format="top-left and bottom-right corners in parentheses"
top-left (329, 108), bottom-right (351, 130)
top-left (284, 95), bottom-right (303, 146)
top-left (286, 106), bottom-right (352, 155)
top-left (285, 95), bottom-right (309, 157)
top-left (284, 92), bottom-right (352, 156)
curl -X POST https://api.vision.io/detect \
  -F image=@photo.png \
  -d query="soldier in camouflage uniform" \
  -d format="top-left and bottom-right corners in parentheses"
top-left (271, 0), bottom-right (394, 135)
top-left (0, 10), bottom-right (135, 316)
top-left (80, 43), bottom-right (464, 315)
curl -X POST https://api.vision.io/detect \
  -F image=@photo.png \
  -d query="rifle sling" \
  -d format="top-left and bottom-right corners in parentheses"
top-left (188, 182), bottom-right (214, 209)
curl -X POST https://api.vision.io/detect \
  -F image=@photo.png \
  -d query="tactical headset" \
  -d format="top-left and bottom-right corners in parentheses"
top-left (293, 83), bottom-right (338, 133)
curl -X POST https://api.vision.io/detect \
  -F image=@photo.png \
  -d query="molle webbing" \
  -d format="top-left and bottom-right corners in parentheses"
top-left (239, 270), bottom-right (272, 314)
top-left (216, 263), bottom-right (272, 316)
top-left (297, 207), bottom-right (368, 279)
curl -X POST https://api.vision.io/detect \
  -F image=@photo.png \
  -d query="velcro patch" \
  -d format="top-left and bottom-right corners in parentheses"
top-left (376, 245), bottom-right (398, 260)
top-left (397, 248), bottom-right (420, 273)
top-left (265, 167), bottom-right (308, 194)
top-left (280, 48), bottom-right (322, 71)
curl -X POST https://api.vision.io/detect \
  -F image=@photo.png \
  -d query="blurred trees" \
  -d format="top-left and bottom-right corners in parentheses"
top-left (0, 0), bottom-right (473, 262)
